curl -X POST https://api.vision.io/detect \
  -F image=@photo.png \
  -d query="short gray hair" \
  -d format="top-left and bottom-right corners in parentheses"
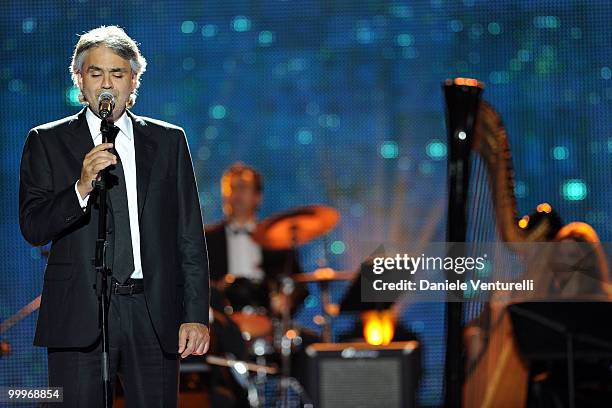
top-left (70, 26), bottom-right (147, 108)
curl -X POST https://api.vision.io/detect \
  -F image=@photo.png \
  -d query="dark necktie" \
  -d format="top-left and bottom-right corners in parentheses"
top-left (106, 132), bottom-right (135, 283)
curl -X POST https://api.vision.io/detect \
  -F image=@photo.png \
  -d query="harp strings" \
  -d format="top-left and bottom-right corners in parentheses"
top-left (463, 151), bottom-right (526, 406)
top-left (464, 152), bottom-right (495, 322)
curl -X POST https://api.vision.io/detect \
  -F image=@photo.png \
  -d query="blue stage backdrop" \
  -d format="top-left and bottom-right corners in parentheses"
top-left (1, 1), bottom-right (611, 406)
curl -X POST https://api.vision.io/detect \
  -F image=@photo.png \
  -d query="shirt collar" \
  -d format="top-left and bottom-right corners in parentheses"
top-left (85, 107), bottom-right (132, 142)
top-left (227, 220), bottom-right (257, 234)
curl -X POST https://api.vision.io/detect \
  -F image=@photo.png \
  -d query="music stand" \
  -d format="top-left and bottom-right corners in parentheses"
top-left (508, 302), bottom-right (612, 408)
top-left (339, 259), bottom-right (396, 313)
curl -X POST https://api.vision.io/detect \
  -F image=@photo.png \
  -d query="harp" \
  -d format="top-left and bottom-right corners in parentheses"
top-left (442, 78), bottom-right (611, 407)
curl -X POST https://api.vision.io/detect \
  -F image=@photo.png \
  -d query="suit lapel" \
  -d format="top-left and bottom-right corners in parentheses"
top-left (67, 108), bottom-right (94, 167)
top-left (64, 108), bottom-right (116, 214)
top-left (128, 111), bottom-right (158, 219)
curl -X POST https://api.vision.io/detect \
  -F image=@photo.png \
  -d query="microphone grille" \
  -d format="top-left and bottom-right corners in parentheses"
top-left (98, 91), bottom-right (115, 102)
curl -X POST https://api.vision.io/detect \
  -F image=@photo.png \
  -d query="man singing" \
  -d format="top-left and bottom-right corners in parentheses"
top-left (19, 26), bottom-right (210, 407)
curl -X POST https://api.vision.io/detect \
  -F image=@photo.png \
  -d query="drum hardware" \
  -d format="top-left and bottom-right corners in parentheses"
top-left (206, 354), bottom-right (278, 375)
top-left (293, 268), bottom-right (355, 342)
top-left (206, 354), bottom-right (278, 408)
top-left (213, 204), bottom-right (341, 406)
top-left (252, 205), bottom-right (340, 406)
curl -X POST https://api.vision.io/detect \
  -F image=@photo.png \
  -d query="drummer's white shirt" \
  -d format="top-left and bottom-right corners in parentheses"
top-left (225, 220), bottom-right (264, 282)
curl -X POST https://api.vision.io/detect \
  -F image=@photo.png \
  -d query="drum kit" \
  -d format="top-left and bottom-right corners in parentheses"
top-left (207, 204), bottom-right (355, 407)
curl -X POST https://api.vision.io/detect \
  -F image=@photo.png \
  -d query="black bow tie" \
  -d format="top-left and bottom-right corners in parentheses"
top-left (230, 228), bottom-right (252, 236)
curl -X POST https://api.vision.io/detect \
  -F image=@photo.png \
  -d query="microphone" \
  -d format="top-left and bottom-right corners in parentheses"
top-left (98, 92), bottom-right (115, 119)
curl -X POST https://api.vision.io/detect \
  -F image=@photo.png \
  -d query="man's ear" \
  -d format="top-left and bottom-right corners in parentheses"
top-left (76, 71), bottom-right (83, 89)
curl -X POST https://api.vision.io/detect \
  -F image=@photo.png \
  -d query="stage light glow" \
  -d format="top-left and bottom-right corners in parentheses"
top-left (259, 30), bottom-right (274, 45)
top-left (357, 26), bottom-right (373, 44)
top-left (515, 181), bottom-right (527, 198)
top-left (297, 129), bottom-right (313, 144)
top-left (65, 86), bottom-right (81, 106)
top-left (201, 24), bottom-right (217, 38)
top-left (518, 49), bottom-right (531, 62)
top-left (181, 21), bottom-right (196, 34)
top-left (426, 140), bottom-right (447, 159)
top-left (363, 310), bottom-right (395, 346)
top-left (534, 16), bottom-right (560, 29)
top-left (210, 105), bottom-right (227, 119)
top-left (488, 22), bottom-right (501, 35)
top-left (9, 79), bottom-right (24, 93)
top-left (232, 16), bottom-right (251, 32)
top-left (304, 296), bottom-right (317, 309)
top-left (390, 4), bottom-right (412, 19)
top-left (330, 241), bottom-right (346, 255)
top-left (489, 71), bottom-right (510, 84)
top-left (449, 20), bottom-right (463, 33)
top-left (552, 146), bottom-right (568, 160)
top-left (537, 203), bottom-right (553, 213)
top-left (396, 33), bottom-right (414, 46)
top-left (562, 179), bottom-right (587, 201)
top-left (22, 18), bottom-right (35, 33)
top-left (380, 141), bottom-right (399, 159)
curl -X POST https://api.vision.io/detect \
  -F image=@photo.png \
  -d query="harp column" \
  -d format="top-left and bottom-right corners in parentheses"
top-left (443, 78), bottom-right (484, 408)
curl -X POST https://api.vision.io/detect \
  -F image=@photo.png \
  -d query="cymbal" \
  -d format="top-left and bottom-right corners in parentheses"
top-left (252, 205), bottom-right (340, 250)
top-left (292, 267), bottom-right (356, 283)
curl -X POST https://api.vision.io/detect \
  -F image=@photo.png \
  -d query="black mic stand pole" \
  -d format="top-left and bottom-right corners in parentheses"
top-left (93, 115), bottom-right (119, 408)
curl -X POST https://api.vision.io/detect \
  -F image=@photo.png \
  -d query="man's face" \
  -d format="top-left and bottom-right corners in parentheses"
top-left (222, 174), bottom-right (261, 220)
top-left (77, 46), bottom-right (136, 121)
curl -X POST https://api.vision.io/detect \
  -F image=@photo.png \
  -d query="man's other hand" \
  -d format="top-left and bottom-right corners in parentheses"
top-left (178, 323), bottom-right (210, 358)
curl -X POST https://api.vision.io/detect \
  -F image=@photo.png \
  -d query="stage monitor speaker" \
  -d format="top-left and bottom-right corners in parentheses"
top-left (302, 341), bottom-right (420, 408)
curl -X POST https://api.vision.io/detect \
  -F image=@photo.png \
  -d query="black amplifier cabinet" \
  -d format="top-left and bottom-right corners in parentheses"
top-left (302, 341), bottom-right (420, 408)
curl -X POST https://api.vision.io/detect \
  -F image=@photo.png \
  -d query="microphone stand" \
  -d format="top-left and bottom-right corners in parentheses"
top-left (93, 115), bottom-right (119, 408)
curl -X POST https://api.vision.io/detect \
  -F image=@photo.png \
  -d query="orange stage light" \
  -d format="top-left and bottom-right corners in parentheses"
top-left (362, 310), bottom-right (395, 346)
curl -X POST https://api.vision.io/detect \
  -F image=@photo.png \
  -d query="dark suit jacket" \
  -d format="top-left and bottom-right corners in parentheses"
top-left (205, 221), bottom-right (306, 312)
top-left (205, 221), bottom-right (301, 283)
top-left (19, 108), bottom-right (209, 353)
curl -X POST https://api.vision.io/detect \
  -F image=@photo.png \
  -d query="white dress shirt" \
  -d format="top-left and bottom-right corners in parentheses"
top-left (225, 220), bottom-right (264, 282)
top-left (74, 107), bottom-right (143, 279)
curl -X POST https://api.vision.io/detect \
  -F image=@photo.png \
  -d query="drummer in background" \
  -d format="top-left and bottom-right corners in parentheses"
top-left (206, 162), bottom-right (303, 316)
top-left (204, 162), bottom-right (302, 407)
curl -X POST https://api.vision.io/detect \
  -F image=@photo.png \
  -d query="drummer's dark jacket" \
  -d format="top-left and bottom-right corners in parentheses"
top-left (19, 108), bottom-right (210, 353)
top-left (205, 221), bottom-right (305, 312)
top-left (205, 221), bottom-right (301, 283)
